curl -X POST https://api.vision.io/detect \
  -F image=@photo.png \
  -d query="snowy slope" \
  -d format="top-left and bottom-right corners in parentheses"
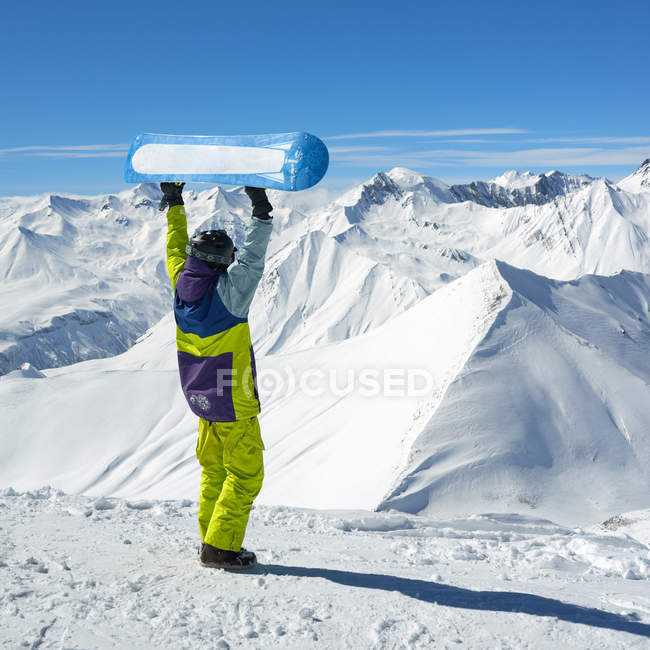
top-left (252, 228), bottom-right (426, 355)
top-left (0, 262), bottom-right (505, 510)
top-left (1, 261), bottom-right (649, 526)
top-left (380, 262), bottom-right (650, 523)
top-left (0, 185), bottom-right (169, 374)
top-left (618, 159), bottom-right (650, 193)
top-left (1, 488), bottom-right (649, 649)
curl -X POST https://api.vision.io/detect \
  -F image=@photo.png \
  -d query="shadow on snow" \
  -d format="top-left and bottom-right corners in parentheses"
top-left (257, 564), bottom-right (649, 638)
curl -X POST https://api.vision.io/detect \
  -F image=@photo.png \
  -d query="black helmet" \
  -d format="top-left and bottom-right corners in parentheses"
top-left (186, 229), bottom-right (236, 266)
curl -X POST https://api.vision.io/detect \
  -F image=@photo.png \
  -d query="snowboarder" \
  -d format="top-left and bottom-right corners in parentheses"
top-left (160, 181), bottom-right (273, 569)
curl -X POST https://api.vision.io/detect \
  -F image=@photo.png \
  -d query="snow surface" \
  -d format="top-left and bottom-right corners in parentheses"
top-left (1, 488), bottom-right (649, 649)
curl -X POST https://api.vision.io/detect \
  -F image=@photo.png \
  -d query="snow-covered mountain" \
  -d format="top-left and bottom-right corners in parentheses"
top-left (0, 184), bottom-right (424, 374)
top-left (380, 262), bottom-right (650, 523)
top-left (2, 260), bottom-right (649, 526)
top-left (314, 165), bottom-right (650, 290)
top-left (1, 160), bottom-right (650, 529)
top-left (2, 161), bottom-right (650, 375)
top-left (0, 184), bottom-right (168, 374)
top-left (449, 169), bottom-right (595, 208)
top-left (618, 158), bottom-right (650, 193)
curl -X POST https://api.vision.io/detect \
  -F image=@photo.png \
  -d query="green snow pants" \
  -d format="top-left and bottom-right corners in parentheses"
top-left (196, 416), bottom-right (265, 552)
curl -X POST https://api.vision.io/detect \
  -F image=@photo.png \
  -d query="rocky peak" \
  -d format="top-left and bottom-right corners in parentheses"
top-left (634, 159), bottom-right (650, 178)
top-left (358, 172), bottom-right (403, 207)
top-left (449, 171), bottom-right (593, 208)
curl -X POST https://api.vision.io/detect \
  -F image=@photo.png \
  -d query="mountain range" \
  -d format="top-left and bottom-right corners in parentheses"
top-left (1, 160), bottom-right (649, 525)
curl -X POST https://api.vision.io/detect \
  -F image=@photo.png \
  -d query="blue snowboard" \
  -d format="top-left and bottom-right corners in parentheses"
top-left (124, 132), bottom-right (329, 191)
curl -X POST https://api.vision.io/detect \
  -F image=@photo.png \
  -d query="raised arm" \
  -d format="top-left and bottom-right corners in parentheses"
top-left (160, 182), bottom-right (188, 291)
top-left (217, 187), bottom-right (273, 318)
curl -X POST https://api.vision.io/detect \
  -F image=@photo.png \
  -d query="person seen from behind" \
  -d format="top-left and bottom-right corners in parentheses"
top-left (160, 181), bottom-right (273, 569)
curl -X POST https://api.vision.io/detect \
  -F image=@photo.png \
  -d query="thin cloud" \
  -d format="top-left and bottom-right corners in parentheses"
top-left (331, 146), bottom-right (650, 168)
top-left (527, 136), bottom-right (650, 145)
top-left (418, 146), bottom-right (650, 167)
top-left (0, 144), bottom-right (129, 158)
top-left (327, 128), bottom-right (529, 140)
top-left (426, 138), bottom-right (508, 143)
top-left (27, 151), bottom-right (128, 158)
top-left (327, 146), bottom-right (392, 154)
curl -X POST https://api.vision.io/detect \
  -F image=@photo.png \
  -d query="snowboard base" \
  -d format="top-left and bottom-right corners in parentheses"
top-left (124, 132), bottom-right (329, 191)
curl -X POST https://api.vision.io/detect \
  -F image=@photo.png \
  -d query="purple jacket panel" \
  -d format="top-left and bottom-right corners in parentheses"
top-left (177, 350), bottom-right (237, 422)
top-left (176, 257), bottom-right (217, 303)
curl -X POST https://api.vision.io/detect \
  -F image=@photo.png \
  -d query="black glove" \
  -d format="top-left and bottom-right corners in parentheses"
top-left (159, 182), bottom-right (185, 211)
top-left (244, 186), bottom-right (273, 219)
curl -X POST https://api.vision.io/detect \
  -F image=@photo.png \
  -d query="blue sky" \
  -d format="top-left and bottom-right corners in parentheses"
top-left (2, 0), bottom-right (649, 196)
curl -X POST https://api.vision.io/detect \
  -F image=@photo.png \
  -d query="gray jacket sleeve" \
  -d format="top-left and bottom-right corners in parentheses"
top-left (216, 217), bottom-right (273, 318)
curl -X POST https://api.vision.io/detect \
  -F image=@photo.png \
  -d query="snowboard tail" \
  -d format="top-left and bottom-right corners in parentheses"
top-left (124, 132), bottom-right (329, 191)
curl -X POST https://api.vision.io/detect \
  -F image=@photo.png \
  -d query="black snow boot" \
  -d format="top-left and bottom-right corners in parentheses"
top-left (199, 542), bottom-right (257, 569)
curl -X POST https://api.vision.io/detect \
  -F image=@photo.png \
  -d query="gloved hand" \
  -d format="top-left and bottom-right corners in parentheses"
top-left (244, 186), bottom-right (273, 219)
top-left (159, 182), bottom-right (185, 212)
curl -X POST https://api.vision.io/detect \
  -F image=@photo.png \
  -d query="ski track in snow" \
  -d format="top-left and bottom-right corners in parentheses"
top-left (1, 488), bottom-right (649, 649)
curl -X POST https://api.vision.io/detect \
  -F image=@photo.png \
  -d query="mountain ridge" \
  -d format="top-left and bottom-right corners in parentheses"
top-left (618, 158), bottom-right (650, 193)
top-left (2, 259), bottom-right (649, 525)
top-left (379, 260), bottom-right (650, 523)
top-left (1, 160), bottom-right (650, 375)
